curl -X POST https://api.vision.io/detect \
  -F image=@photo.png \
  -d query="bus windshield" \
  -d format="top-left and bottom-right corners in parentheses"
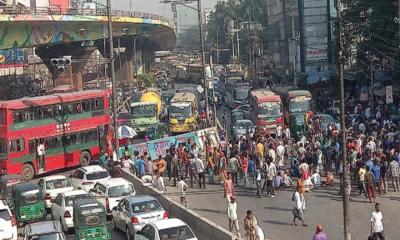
top-left (131, 104), bottom-right (156, 119)
top-left (234, 88), bottom-right (250, 100)
top-left (289, 98), bottom-right (311, 113)
top-left (258, 102), bottom-right (281, 116)
top-left (170, 104), bottom-right (192, 118)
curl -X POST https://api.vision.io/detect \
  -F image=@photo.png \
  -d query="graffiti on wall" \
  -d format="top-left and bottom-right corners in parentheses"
top-left (0, 14), bottom-right (168, 49)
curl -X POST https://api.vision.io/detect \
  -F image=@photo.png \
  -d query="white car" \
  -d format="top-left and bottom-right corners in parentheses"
top-left (89, 177), bottom-right (136, 215)
top-left (51, 190), bottom-right (90, 231)
top-left (0, 200), bottom-right (17, 240)
top-left (134, 218), bottom-right (198, 240)
top-left (68, 165), bottom-right (111, 192)
top-left (37, 175), bottom-right (74, 208)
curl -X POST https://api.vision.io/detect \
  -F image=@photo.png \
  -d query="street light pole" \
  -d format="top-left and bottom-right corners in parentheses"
top-left (337, 0), bottom-right (351, 239)
top-left (107, 0), bottom-right (119, 154)
top-left (197, 0), bottom-right (209, 123)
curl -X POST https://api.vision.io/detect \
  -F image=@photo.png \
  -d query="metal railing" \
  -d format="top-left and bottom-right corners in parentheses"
top-left (0, 6), bottom-right (172, 26)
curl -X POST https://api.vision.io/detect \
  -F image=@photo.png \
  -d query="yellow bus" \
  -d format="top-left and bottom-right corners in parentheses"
top-left (169, 92), bottom-right (198, 134)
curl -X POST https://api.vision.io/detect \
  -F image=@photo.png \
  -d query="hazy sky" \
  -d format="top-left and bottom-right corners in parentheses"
top-left (112, 0), bottom-right (218, 19)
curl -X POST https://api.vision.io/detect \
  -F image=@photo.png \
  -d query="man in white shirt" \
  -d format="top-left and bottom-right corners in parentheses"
top-left (276, 142), bottom-right (285, 167)
top-left (370, 203), bottom-right (384, 240)
top-left (195, 157), bottom-right (206, 189)
top-left (262, 160), bottom-right (277, 197)
top-left (176, 176), bottom-right (188, 207)
top-left (152, 171), bottom-right (166, 192)
top-left (37, 140), bottom-right (46, 172)
top-left (227, 196), bottom-right (241, 238)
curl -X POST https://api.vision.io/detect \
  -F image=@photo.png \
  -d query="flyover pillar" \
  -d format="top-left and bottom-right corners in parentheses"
top-left (35, 43), bottom-right (96, 90)
top-left (115, 50), bottom-right (134, 82)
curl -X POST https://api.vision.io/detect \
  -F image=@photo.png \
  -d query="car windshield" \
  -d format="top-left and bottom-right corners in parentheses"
top-left (131, 104), bottom-right (156, 119)
top-left (86, 171), bottom-right (110, 180)
top-left (234, 88), bottom-right (250, 100)
top-left (132, 200), bottom-right (161, 214)
top-left (0, 209), bottom-right (10, 221)
top-left (46, 178), bottom-right (71, 190)
top-left (158, 225), bottom-right (195, 240)
top-left (289, 97), bottom-right (311, 113)
top-left (170, 105), bottom-right (192, 118)
top-left (108, 184), bottom-right (135, 197)
top-left (65, 194), bottom-right (90, 207)
top-left (237, 121), bottom-right (253, 129)
top-left (29, 233), bottom-right (64, 240)
top-left (258, 102), bottom-right (281, 116)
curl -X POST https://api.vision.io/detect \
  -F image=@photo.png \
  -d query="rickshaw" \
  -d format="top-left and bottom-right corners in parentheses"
top-left (11, 182), bottom-right (46, 226)
top-left (0, 174), bottom-right (24, 209)
top-left (73, 198), bottom-right (111, 240)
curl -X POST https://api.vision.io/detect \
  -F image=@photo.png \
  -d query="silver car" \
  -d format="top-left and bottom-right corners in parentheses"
top-left (111, 195), bottom-right (168, 240)
top-left (232, 119), bottom-right (255, 140)
top-left (22, 221), bottom-right (66, 240)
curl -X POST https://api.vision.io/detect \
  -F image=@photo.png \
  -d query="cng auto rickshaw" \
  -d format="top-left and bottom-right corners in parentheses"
top-left (11, 182), bottom-right (46, 226)
top-left (73, 198), bottom-right (111, 240)
top-left (0, 174), bottom-right (24, 209)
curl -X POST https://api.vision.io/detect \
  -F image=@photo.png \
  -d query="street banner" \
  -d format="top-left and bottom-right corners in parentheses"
top-left (386, 86), bottom-right (393, 104)
top-left (119, 127), bottom-right (220, 160)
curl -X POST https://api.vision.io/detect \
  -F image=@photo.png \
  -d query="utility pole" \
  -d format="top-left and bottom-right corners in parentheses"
top-left (291, 15), bottom-right (297, 87)
top-left (337, 0), bottom-right (351, 239)
top-left (197, 0), bottom-right (209, 122)
top-left (209, 51), bottom-right (217, 127)
top-left (282, 0), bottom-right (288, 83)
top-left (107, 0), bottom-right (119, 153)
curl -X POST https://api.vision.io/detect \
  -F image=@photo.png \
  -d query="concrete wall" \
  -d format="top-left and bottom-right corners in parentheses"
top-left (121, 169), bottom-right (237, 240)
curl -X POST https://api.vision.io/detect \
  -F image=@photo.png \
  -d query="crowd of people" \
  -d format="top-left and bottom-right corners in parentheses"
top-left (103, 97), bottom-right (400, 240)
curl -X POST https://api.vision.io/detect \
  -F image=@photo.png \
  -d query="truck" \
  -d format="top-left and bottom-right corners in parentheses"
top-left (169, 92), bottom-right (198, 134)
top-left (130, 89), bottom-right (162, 134)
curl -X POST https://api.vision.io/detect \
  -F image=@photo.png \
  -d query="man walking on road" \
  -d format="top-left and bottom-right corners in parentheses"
top-left (195, 155), bottom-right (206, 188)
top-left (262, 159), bottom-right (277, 197)
top-left (389, 157), bottom-right (399, 191)
top-left (292, 186), bottom-right (307, 227)
top-left (370, 203), bottom-right (385, 240)
top-left (224, 173), bottom-right (235, 201)
top-left (227, 196), bottom-right (241, 238)
top-left (176, 176), bottom-right (188, 207)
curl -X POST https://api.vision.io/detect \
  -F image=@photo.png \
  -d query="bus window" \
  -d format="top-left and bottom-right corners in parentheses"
top-left (29, 140), bottom-right (36, 154)
top-left (0, 109), bottom-right (5, 124)
top-left (9, 139), bottom-right (24, 152)
top-left (91, 99), bottom-right (104, 111)
top-left (13, 111), bottom-right (24, 123)
top-left (46, 137), bottom-right (62, 149)
top-left (24, 109), bottom-right (35, 122)
top-left (82, 100), bottom-right (91, 112)
top-left (53, 105), bottom-right (62, 117)
top-left (35, 107), bottom-right (44, 119)
top-left (0, 138), bottom-right (6, 157)
top-left (73, 102), bottom-right (83, 114)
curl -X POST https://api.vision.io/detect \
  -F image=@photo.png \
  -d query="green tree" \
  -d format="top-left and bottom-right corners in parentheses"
top-left (342, 0), bottom-right (399, 71)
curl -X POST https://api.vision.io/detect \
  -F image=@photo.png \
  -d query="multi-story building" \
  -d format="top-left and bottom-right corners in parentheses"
top-left (266, 0), bottom-right (336, 84)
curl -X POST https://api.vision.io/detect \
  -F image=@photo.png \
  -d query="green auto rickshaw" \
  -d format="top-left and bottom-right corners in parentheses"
top-left (0, 174), bottom-right (24, 209)
top-left (146, 123), bottom-right (170, 140)
top-left (289, 113), bottom-right (308, 138)
top-left (73, 198), bottom-right (111, 240)
top-left (11, 182), bottom-right (46, 226)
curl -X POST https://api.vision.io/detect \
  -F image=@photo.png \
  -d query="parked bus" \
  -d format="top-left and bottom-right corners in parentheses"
top-left (225, 80), bottom-right (251, 109)
top-left (0, 90), bottom-right (110, 180)
top-left (169, 92), bottom-right (198, 134)
top-left (271, 86), bottom-right (312, 136)
top-left (249, 89), bottom-right (282, 134)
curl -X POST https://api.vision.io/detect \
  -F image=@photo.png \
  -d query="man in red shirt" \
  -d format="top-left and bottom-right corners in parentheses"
top-left (241, 153), bottom-right (249, 188)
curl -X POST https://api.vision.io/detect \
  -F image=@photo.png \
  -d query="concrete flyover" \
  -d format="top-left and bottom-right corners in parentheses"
top-left (0, 6), bottom-right (176, 87)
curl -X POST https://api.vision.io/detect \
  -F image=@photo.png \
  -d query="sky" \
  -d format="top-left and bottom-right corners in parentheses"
top-left (112, 0), bottom-right (218, 19)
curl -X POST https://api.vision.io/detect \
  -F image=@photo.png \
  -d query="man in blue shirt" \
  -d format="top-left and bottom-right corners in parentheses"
top-left (371, 161), bottom-right (382, 197)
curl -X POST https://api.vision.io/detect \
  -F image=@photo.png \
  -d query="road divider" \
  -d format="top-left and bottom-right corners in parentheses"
top-left (121, 168), bottom-right (239, 240)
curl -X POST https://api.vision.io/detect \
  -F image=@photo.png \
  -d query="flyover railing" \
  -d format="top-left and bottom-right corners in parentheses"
top-left (0, 6), bottom-right (172, 26)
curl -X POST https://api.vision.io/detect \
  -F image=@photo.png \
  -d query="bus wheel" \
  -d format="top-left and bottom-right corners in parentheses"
top-left (22, 163), bottom-right (35, 180)
top-left (80, 151), bottom-right (92, 166)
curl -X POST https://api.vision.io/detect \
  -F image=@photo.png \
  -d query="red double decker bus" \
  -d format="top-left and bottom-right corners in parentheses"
top-left (250, 89), bottom-right (282, 135)
top-left (0, 90), bottom-right (111, 180)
